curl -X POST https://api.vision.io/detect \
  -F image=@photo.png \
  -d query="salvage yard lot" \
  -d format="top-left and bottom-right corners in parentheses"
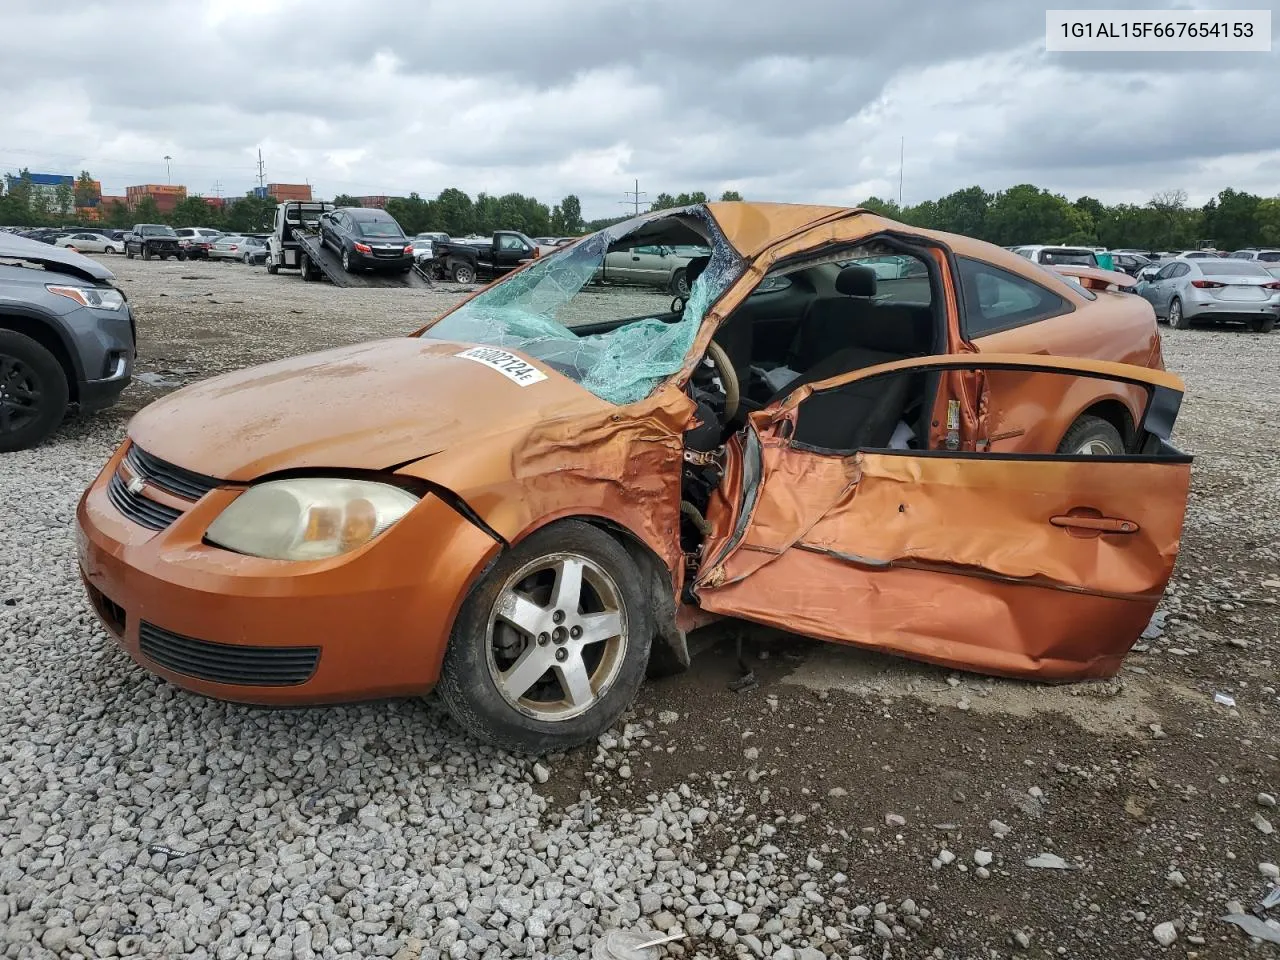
top-left (1, 256), bottom-right (1278, 959)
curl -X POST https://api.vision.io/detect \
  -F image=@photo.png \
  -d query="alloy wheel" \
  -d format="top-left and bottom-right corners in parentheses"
top-left (484, 553), bottom-right (628, 722)
top-left (0, 355), bottom-right (41, 436)
top-left (1076, 438), bottom-right (1117, 455)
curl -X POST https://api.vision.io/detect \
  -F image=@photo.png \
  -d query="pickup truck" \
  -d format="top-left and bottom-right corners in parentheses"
top-left (429, 231), bottom-right (539, 283)
top-left (593, 243), bottom-right (709, 294)
top-left (124, 224), bottom-right (182, 261)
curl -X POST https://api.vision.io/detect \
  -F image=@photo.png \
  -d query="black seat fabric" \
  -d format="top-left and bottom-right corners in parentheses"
top-left (790, 370), bottom-right (914, 452)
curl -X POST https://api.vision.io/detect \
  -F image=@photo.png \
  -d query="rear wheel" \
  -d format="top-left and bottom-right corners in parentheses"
top-left (1168, 298), bottom-right (1190, 329)
top-left (451, 260), bottom-right (476, 284)
top-left (437, 520), bottom-right (652, 753)
top-left (1057, 415), bottom-right (1124, 456)
top-left (1250, 316), bottom-right (1275, 333)
top-left (0, 330), bottom-right (69, 453)
top-left (300, 253), bottom-right (315, 281)
top-left (341, 249), bottom-right (352, 272)
top-left (126, 247), bottom-right (134, 260)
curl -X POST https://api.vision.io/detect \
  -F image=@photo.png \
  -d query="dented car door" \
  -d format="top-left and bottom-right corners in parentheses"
top-left (693, 354), bottom-right (1191, 680)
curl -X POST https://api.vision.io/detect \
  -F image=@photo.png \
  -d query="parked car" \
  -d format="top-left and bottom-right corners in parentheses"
top-left (75, 200), bottom-right (1191, 753)
top-left (411, 232), bottom-right (450, 264)
top-left (1135, 257), bottom-right (1280, 331)
top-left (594, 242), bottom-right (711, 294)
top-left (0, 233), bottom-right (134, 451)
top-left (174, 227), bottom-right (222, 260)
top-left (1011, 245), bottom-right (1100, 267)
top-left (124, 225), bottom-right (181, 261)
top-left (208, 236), bottom-right (251, 261)
top-left (1177, 250), bottom-right (1223, 259)
top-left (1229, 249), bottom-right (1280, 263)
top-left (430, 231), bottom-right (539, 283)
top-left (55, 232), bottom-right (122, 255)
top-left (1109, 252), bottom-right (1152, 277)
top-left (240, 237), bottom-right (269, 264)
top-left (318, 208), bottom-right (414, 274)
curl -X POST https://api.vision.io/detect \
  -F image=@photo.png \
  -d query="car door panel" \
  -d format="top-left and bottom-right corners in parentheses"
top-left (694, 353), bottom-right (1191, 680)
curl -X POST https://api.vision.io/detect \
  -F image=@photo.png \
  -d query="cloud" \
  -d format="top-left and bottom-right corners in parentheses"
top-left (0, 0), bottom-right (1276, 218)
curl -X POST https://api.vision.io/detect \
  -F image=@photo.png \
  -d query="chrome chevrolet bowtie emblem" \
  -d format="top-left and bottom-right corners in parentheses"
top-left (127, 476), bottom-right (145, 495)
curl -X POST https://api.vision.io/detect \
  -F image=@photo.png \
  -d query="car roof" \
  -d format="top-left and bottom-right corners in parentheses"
top-left (340, 207), bottom-right (393, 220)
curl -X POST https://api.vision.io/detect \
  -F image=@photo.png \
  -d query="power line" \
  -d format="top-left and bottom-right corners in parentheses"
top-left (620, 178), bottom-right (647, 216)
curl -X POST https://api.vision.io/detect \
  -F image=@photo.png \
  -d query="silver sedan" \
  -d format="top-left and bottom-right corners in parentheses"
top-left (1134, 257), bottom-right (1280, 332)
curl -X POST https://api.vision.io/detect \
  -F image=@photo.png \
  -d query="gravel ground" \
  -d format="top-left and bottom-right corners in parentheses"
top-left (1, 256), bottom-right (1278, 959)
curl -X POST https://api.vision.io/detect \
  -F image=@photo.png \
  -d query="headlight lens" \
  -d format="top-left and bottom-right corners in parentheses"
top-left (205, 478), bottom-right (419, 561)
top-left (46, 284), bottom-right (126, 311)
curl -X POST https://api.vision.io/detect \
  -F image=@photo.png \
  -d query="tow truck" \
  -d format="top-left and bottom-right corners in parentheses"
top-left (267, 201), bottom-right (433, 289)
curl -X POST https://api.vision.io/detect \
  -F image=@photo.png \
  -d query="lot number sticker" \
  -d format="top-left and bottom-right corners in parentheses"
top-left (455, 346), bottom-right (548, 386)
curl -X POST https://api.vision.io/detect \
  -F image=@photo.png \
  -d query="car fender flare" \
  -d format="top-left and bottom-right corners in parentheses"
top-left (0, 303), bottom-right (87, 393)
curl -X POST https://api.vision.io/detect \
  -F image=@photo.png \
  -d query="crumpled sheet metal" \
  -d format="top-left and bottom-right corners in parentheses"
top-left (400, 385), bottom-right (694, 579)
top-left (696, 437), bottom-right (1190, 680)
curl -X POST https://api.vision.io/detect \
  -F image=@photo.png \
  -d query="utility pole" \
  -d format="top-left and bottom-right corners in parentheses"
top-left (163, 155), bottom-right (172, 184)
top-left (256, 149), bottom-right (266, 190)
top-left (898, 137), bottom-right (904, 209)
top-left (621, 179), bottom-right (647, 216)
top-left (212, 180), bottom-right (222, 199)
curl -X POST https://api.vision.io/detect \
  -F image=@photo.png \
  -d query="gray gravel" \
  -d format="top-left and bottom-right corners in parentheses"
top-left (2, 257), bottom-right (1278, 959)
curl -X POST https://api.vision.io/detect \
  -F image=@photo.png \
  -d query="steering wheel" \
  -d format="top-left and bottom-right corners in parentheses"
top-left (704, 340), bottom-right (740, 421)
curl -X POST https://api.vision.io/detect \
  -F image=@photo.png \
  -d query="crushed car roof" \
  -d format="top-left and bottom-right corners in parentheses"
top-left (0, 232), bottom-right (116, 282)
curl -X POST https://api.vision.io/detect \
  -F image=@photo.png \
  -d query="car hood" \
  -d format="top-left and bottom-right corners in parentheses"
top-left (128, 337), bottom-right (608, 481)
top-left (0, 232), bottom-right (115, 282)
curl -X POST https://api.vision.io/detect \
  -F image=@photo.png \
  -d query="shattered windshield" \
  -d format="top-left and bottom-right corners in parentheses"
top-left (421, 208), bottom-right (745, 406)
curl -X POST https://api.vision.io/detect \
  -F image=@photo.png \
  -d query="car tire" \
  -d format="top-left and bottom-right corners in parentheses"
top-left (451, 261), bottom-right (476, 284)
top-left (1168, 298), bottom-right (1190, 329)
top-left (671, 268), bottom-right (689, 296)
top-left (243, 254), bottom-right (251, 265)
top-left (126, 248), bottom-right (134, 259)
top-left (1057, 415), bottom-right (1124, 456)
top-left (1250, 316), bottom-right (1275, 333)
top-left (0, 330), bottom-right (69, 453)
top-left (437, 520), bottom-right (653, 753)
top-left (176, 252), bottom-right (186, 261)
top-left (341, 249), bottom-right (352, 272)
top-left (142, 245), bottom-right (152, 261)
top-left (266, 261), bottom-right (279, 275)
top-left (300, 253), bottom-right (315, 281)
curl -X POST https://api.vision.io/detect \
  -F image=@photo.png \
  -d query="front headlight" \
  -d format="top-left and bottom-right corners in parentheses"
top-left (205, 478), bottom-right (419, 561)
top-left (46, 284), bottom-right (126, 311)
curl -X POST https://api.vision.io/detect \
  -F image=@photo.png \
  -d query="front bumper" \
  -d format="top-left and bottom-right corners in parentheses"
top-left (79, 351), bottom-right (132, 412)
top-left (76, 442), bottom-right (501, 705)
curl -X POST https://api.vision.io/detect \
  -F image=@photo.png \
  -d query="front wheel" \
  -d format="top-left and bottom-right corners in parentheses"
top-left (266, 260), bottom-right (279, 275)
top-left (0, 330), bottom-right (69, 453)
top-left (126, 248), bottom-right (134, 260)
top-left (437, 520), bottom-right (652, 753)
top-left (141, 246), bottom-right (152, 261)
top-left (1168, 298), bottom-right (1190, 329)
top-left (1057, 415), bottom-right (1124, 456)
top-left (451, 261), bottom-right (476, 284)
top-left (670, 268), bottom-right (689, 296)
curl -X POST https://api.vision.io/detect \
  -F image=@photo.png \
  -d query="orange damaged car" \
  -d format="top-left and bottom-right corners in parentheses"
top-left (77, 203), bottom-right (1190, 752)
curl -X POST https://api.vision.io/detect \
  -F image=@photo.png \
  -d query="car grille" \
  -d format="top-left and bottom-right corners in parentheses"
top-left (139, 622), bottom-right (320, 686)
top-left (124, 444), bottom-right (220, 501)
top-left (107, 471), bottom-right (182, 530)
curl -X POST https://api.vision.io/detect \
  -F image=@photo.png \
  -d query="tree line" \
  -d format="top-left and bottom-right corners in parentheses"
top-left (3, 166), bottom-right (1277, 250)
top-left (857, 185), bottom-right (1280, 253)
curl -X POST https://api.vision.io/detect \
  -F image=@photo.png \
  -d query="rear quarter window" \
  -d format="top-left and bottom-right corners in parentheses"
top-left (957, 256), bottom-right (1072, 337)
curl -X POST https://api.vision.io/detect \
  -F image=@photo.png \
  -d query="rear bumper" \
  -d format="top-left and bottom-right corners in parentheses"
top-left (352, 251), bottom-right (414, 271)
top-left (1184, 297), bottom-right (1280, 320)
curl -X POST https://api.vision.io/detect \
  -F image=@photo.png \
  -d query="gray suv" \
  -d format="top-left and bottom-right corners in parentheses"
top-left (0, 233), bottom-right (135, 451)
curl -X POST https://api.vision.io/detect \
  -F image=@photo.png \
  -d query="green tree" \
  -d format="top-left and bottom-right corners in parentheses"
top-left (858, 196), bottom-right (902, 219)
top-left (1201, 188), bottom-right (1260, 251)
top-left (131, 195), bottom-right (162, 224)
top-left (222, 196), bottom-right (276, 233)
top-left (649, 192), bottom-right (678, 211)
top-left (433, 187), bottom-right (475, 236)
top-left (672, 191), bottom-right (708, 207)
top-left (52, 182), bottom-right (74, 219)
top-left (1147, 190), bottom-right (1191, 250)
top-left (985, 184), bottom-right (1078, 246)
top-left (332, 193), bottom-right (362, 207)
top-left (719, 190), bottom-right (743, 202)
top-left (385, 193), bottom-right (435, 235)
top-left (1257, 197), bottom-right (1280, 247)
top-left (171, 195), bottom-right (221, 228)
top-left (933, 186), bottom-right (991, 237)
top-left (557, 194), bottom-right (583, 234)
top-left (74, 171), bottom-right (99, 210)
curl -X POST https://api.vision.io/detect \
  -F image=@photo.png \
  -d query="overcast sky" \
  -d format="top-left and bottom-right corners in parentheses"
top-left (2, 0), bottom-right (1276, 219)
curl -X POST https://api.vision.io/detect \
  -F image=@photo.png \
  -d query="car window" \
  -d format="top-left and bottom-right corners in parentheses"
top-left (632, 245), bottom-right (661, 255)
top-left (1259, 251), bottom-right (1280, 263)
top-left (1198, 260), bottom-right (1269, 277)
top-left (1154, 263), bottom-right (1179, 281)
top-left (1172, 263), bottom-right (1191, 278)
top-left (958, 257), bottom-right (1071, 337)
top-left (498, 235), bottom-right (526, 251)
top-left (359, 220), bottom-right (404, 238)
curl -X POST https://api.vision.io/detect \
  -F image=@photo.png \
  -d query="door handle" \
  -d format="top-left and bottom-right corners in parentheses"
top-left (1050, 512), bottom-right (1139, 536)
top-left (631, 255), bottom-right (640, 261)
